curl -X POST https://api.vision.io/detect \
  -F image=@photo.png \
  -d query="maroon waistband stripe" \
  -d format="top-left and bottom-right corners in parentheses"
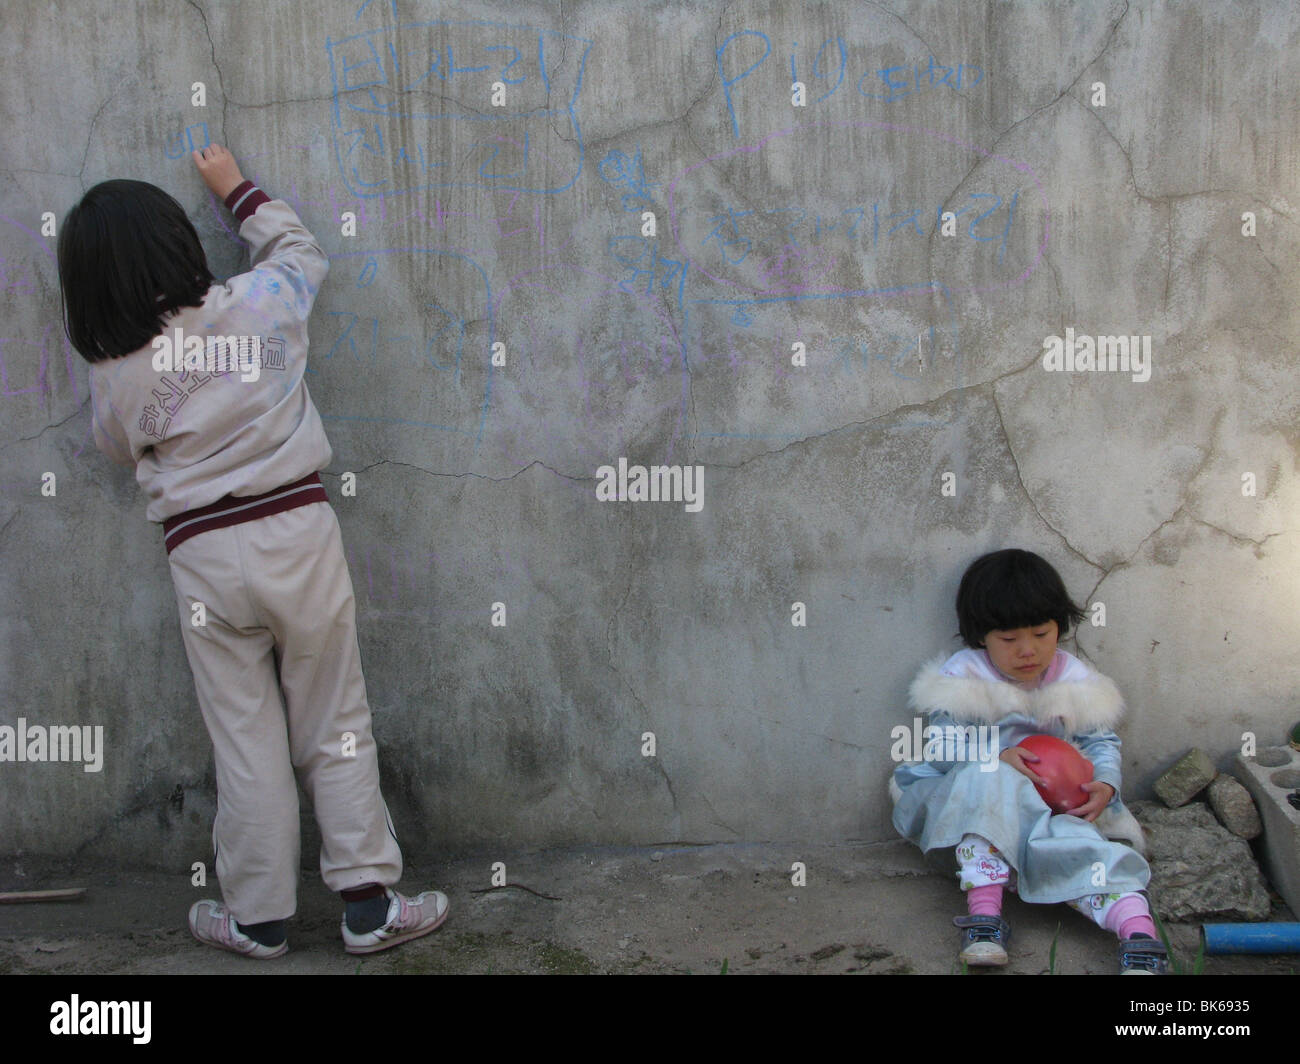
top-left (162, 472), bottom-right (329, 554)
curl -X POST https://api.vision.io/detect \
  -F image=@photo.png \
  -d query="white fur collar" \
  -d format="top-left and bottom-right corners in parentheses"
top-left (908, 652), bottom-right (1125, 734)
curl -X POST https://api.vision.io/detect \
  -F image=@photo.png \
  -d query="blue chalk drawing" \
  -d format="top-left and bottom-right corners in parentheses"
top-left (719, 29), bottom-right (983, 138)
top-left (163, 121), bottom-right (210, 159)
top-left (326, 20), bottom-right (592, 197)
top-left (596, 146), bottom-right (660, 214)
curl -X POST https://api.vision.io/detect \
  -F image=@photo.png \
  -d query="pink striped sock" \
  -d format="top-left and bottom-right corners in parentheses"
top-left (1105, 894), bottom-right (1156, 940)
top-left (1120, 915), bottom-right (1157, 940)
top-left (967, 884), bottom-right (1003, 917)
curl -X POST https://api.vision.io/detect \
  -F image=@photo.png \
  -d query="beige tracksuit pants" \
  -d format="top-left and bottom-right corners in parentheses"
top-left (166, 501), bottom-right (402, 924)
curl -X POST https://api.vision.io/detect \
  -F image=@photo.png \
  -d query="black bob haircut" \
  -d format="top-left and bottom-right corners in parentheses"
top-left (956, 548), bottom-right (1086, 648)
top-left (58, 179), bottom-right (214, 363)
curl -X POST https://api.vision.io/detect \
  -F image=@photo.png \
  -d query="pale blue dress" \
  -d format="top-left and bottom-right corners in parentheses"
top-left (891, 649), bottom-right (1150, 903)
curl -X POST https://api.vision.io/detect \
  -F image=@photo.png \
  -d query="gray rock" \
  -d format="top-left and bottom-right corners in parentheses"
top-left (1206, 774), bottom-right (1262, 839)
top-left (1153, 748), bottom-right (1217, 807)
top-left (1129, 801), bottom-right (1271, 922)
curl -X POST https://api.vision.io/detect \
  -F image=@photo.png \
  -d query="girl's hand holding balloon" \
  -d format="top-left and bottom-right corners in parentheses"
top-left (1063, 780), bottom-right (1115, 823)
top-left (999, 745), bottom-right (1047, 786)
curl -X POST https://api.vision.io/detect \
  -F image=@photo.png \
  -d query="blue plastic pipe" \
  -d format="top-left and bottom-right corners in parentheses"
top-left (1202, 923), bottom-right (1300, 954)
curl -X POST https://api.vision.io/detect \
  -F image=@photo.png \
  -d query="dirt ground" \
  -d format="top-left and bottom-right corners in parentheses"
top-left (1, 840), bottom-right (1294, 976)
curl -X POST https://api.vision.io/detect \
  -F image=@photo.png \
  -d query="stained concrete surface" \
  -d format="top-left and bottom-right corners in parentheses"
top-left (1, 841), bottom-right (1294, 976)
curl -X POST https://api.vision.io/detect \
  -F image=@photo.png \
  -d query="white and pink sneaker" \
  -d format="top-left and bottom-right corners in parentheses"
top-left (342, 888), bottom-right (450, 955)
top-left (188, 899), bottom-right (288, 959)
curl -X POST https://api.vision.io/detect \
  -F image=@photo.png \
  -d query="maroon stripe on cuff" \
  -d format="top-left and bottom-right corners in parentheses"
top-left (224, 180), bottom-right (254, 208)
top-left (162, 473), bottom-right (329, 554)
top-left (224, 180), bottom-right (271, 222)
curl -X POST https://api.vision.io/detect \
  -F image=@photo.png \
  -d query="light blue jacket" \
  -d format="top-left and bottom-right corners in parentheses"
top-left (890, 648), bottom-right (1149, 901)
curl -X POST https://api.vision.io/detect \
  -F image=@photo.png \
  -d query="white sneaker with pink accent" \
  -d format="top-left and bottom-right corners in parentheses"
top-left (188, 899), bottom-right (288, 959)
top-left (342, 888), bottom-right (450, 954)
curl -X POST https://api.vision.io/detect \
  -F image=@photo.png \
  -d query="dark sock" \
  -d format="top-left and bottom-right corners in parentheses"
top-left (342, 883), bottom-right (391, 934)
top-left (236, 919), bottom-right (286, 947)
top-left (345, 896), bottom-right (390, 934)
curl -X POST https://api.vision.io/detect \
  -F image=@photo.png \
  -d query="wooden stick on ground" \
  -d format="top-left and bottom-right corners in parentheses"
top-left (0, 888), bottom-right (88, 904)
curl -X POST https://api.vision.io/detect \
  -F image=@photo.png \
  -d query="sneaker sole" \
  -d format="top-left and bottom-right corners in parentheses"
top-left (344, 905), bottom-right (450, 955)
top-left (959, 944), bottom-right (1008, 966)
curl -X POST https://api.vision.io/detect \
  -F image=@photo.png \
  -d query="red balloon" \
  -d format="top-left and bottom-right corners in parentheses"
top-left (1016, 735), bottom-right (1094, 813)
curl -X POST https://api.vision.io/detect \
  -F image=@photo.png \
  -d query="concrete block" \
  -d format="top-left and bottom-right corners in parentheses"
top-left (1206, 774), bottom-right (1262, 839)
top-left (1234, 747), bottom-right (1300, 918)
top-left (1153, 748), bottom-right (1217, 807)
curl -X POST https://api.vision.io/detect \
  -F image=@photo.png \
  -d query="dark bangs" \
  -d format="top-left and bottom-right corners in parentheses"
top-left (58, 180), bottom-right (213, 362)
top-left (956, 548), bottom-right (1086, 648)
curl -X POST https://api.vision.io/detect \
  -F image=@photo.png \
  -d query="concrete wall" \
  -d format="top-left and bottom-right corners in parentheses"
top-left (2, 0), bottom-right (1298, 869)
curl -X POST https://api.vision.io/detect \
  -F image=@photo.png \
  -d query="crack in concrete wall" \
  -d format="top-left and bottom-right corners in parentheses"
top-left (1, 0), bottom-right (1298, 865)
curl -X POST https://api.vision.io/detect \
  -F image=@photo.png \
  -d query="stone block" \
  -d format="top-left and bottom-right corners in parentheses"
top-left (1206, 774), bottom-right (1262, 839)
top-left (1153, 748), bottom-right (1217, 807)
